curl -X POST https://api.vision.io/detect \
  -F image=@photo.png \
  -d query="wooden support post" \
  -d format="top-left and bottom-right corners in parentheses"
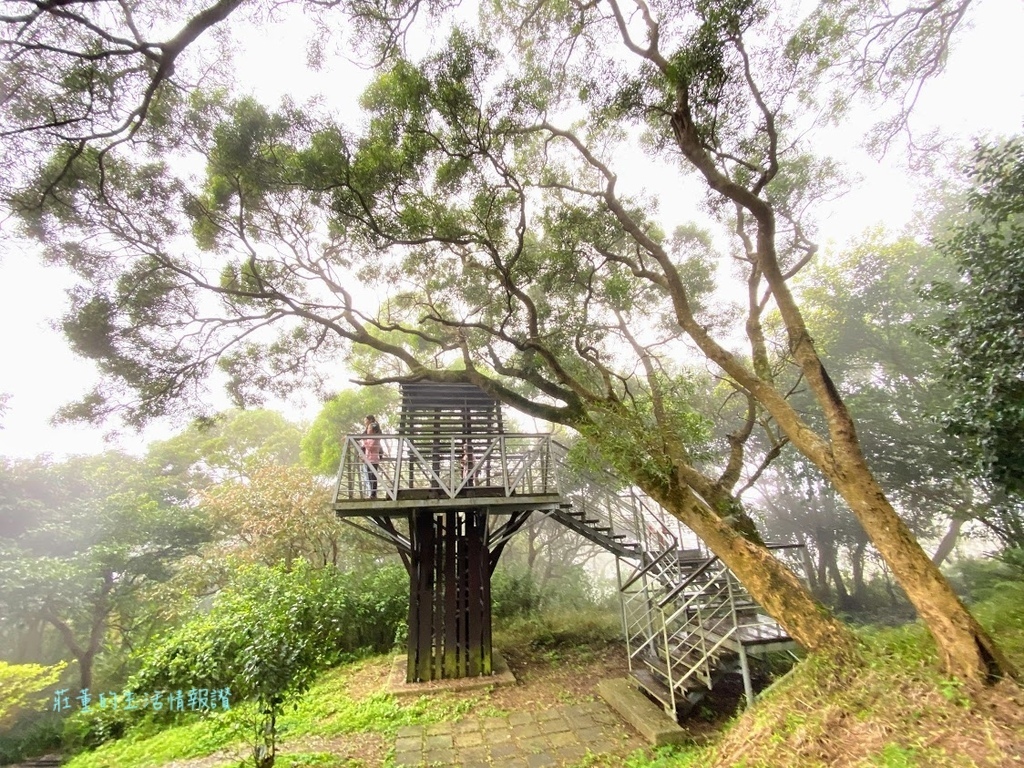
top-left (443, 511), bottom-right (458, 678)
top-left (405, 509), bottom-right (494, 683)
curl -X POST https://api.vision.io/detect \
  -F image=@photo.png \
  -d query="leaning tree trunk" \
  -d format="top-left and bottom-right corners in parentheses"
top-left (639, 471), bottom-right (860, 660)
top-left (825, 444), bottom-right (1015, 683)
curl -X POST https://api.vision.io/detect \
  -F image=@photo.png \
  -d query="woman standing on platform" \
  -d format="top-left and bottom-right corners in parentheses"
top-left (361, 415), bottom-right (384, 498)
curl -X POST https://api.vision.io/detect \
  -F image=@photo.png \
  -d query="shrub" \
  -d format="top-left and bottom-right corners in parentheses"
top-left (130, 560), bottom-right (407, 767)
top-left (0, 661), bottom-right (66, 727)
top-left (944, 553), bottom-right (1023, 603)
top-left (491, 567), bottom-right (543, 620)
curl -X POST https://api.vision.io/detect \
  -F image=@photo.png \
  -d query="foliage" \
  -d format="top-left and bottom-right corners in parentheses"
top-left (931, 137), bottom-right (1024, 511)
top-left (0, 660), bottom-right (66, 726)
top-left (198, 464), bottom-right (342, 570)
top-left (300, 387), bottom-right (399, 476)
top-left (491, 561), bottom-right (607, 622)
top-left (147, 409), bottom-right (305, 488)
top-left (490, 566), bottom-right (544, 621)
top-left (132, 561), bottom-right (406, 766)
top-left (0, 713), bottom-right (64, 766)
top-left (493, 609), bottom-right (622, 657)
top-left (0, 452), bottom-right (213, 689)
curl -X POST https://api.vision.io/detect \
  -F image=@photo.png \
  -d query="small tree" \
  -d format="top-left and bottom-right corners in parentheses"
top-left (0, 661), bottom-right (66, 728)
top-left (134, 561), bottom-right (406, 768)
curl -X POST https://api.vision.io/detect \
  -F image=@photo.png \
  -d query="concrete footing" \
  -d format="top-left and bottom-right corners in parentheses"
top-left (385, 650), bottom-right (517, 698)
top-left (597, 678), bottom-right (689, 746)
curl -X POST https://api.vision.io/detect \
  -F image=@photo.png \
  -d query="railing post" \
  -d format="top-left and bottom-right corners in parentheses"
top-left (500, 435), bottom-right (508, 495)
top-left (449, 436), bottom-right (455, 498)
top-left (334, 438), bottom-right (349, 504)
top-left (658, 590), bottom-right (677, 719)
top-left (393, 437), bottom-right (404, 498)
top-left (726, 571), bottom-right (755, 707)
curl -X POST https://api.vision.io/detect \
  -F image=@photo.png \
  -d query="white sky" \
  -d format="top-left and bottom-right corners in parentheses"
top-left (0, 1), bottom-right (1021, 459)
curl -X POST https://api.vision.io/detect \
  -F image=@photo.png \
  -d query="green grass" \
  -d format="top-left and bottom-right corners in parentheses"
top-left (40, 587), bottom-right (1024, 768)
top-left (60, 655), bottom-right (481, 768)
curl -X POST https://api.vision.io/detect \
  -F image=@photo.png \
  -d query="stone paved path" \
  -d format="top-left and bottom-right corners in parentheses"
top-left (394, 700), bottom-right (646, 767)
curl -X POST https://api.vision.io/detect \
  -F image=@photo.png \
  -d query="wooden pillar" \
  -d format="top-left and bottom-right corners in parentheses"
top-left (406, 509), bottom-right (493, 682)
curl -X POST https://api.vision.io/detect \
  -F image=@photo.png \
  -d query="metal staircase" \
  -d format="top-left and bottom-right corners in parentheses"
top-left (548, 443), bottom-right (799, 720)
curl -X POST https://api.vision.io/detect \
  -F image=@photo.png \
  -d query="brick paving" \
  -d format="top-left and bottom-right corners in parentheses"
top-left (394, 701), bottom-right (646, 767)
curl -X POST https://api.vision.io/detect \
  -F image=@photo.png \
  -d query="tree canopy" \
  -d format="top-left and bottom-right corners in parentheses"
top-left (1, 0), bottom-right (1013, 683)
top-left (931, 137), bottom-right (1024, 501)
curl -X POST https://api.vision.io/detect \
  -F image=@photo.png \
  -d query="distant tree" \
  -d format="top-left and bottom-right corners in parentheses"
top-left (0, 453), bottom-right (211, 689)
top-left (753, 466), bottom-right (868, 607)
top-left (200, 463), bottom-right (348, 570)
top-left (147, 409), bottom-right (304, 487)
top-left (300, 387), bottom-right (399, 476)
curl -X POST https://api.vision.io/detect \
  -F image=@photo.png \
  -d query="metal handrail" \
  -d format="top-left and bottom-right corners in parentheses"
top-left (333, 432), bottom-right (554, 502)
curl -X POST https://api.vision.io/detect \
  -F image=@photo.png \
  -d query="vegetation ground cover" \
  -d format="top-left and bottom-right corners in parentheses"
top-left (21, 589), bottom-right (1024, 768)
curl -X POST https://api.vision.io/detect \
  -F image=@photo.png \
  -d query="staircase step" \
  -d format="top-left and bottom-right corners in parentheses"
top-left (632, 667), bottom-right (675, 708)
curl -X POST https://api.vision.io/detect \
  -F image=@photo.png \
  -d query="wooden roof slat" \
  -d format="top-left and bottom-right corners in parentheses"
top-left (399, 382), bottom-right (504, 435)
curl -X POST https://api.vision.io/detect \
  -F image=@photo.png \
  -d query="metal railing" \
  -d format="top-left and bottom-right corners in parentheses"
top-left (621, 546), bottom-right (800, 718)
top-left (548, 442), bottom-right (706, 560)
top-left (332, 433), bottom-right (555, 503)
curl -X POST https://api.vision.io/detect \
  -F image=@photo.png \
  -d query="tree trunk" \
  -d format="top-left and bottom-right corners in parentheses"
top-left (813, 529), bottom-right (832, 603)
top-left (824, 546), bottom-right (853, 611)
top-left (794, 533), bottom-right (821, 597)
top-left (825, 449), bottom-right (1015, 682)
top-left (78, 649), bottom-right (95, 692)
top-left (526, 520), bottom-right (539, 571)
top-left (651, 478), bottom-right (859, 659)
top-left (851, 537), bottom-right (868, 605)
top-left (932, 518), bottom-right (964, 567)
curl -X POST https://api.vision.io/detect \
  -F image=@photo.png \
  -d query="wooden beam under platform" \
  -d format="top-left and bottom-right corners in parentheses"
top-left (333, 491), bottom-right (566, 517)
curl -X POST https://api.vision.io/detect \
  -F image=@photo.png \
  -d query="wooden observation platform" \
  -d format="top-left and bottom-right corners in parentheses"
top-left (332, 382), bottom-right (564, 683)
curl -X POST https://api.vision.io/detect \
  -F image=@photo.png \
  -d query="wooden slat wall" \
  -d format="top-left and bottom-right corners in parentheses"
top-left (405, 508), bottom-right (493, 682)
top-left (401, 384), bottom-right (500, 683)
top-left (399, 382), bottom-right (504, 431)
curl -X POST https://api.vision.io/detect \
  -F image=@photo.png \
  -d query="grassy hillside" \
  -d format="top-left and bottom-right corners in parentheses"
top-left (12, 588), bottom-right (1024, 768)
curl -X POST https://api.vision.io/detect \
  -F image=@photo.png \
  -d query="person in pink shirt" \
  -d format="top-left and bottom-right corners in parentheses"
top-left (361, 415), bottom-right (384, 498)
